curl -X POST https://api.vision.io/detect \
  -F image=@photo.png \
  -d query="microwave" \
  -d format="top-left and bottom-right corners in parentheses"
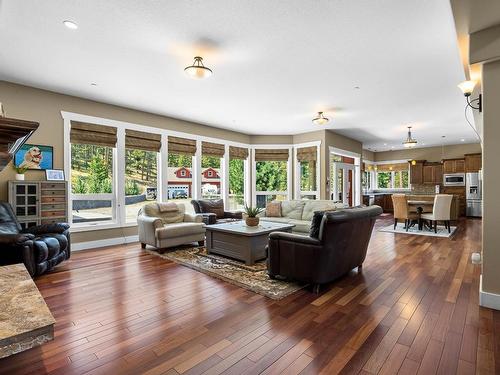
top-left (443, 173), bottom-right (465, 186)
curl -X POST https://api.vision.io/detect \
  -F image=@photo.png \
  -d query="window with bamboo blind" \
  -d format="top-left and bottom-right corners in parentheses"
top-left (296, 146), bottom-right (318, 199)
top-left (201, 142), bottom-right (224, 199)
top-left (254, 149), bottom-right (289, 161)
top-left (229, 146), bottom-right (249, 160)
top-left (70, 121), bottom-right (117, 147)
top-left (167, 136), bottom-right (197, 156)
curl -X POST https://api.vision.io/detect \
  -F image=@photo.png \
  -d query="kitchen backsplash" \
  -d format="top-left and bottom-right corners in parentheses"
top-left (411, 184), bottom-right (440, 194)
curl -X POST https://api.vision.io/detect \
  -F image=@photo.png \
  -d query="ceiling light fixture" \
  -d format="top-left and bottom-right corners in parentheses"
top-left (403, 126), bottom-right (417, 148)
top-left (312, 112), bottom-right (329, 125)
top-left (184, 56), bottom-right (213, 79)
top-left (63, 20), bottom-right (78, 29)
top-left (458, 80), bottom-right (482, 112)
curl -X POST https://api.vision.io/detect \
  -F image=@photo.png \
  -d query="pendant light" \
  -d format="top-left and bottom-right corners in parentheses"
top-left (184, 56), bottom-right (213, 79)
top-left (312, 112), bottom-right (329, 125)
top-left (403, 126), bottom-right (417, 148)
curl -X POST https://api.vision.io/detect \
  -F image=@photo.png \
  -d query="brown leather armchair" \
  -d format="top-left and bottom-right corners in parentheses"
top-left (0, 202), bottom-right (70, 276)
top-left (191, 199), bottom-right (242, 225)
top-left (267, 205), bottom-right (382, 293)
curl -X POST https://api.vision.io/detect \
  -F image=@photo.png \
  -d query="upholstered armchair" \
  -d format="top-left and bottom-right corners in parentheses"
top-left (191, 199), bottom-right (243, 225)
top-left (138, 202), bottom-right (205, 250)
top-left (266, 206), bottom-right (382, 293)
top-left (0, 202), bottom-right (70, 276)
top-left (392, 194), bottom-right (419, 231)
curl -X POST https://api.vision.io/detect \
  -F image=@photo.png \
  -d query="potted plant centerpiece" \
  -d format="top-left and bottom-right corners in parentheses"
top-left (13, 164), bottom-right (28, 181)
top-left (244, 204), bottom-right (263, 227)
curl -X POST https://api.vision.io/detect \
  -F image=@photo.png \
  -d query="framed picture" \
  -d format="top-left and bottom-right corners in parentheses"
top-left (45, 169), bottom-right (65, 181)
top-left (14, 144), bottom-right (54, 170)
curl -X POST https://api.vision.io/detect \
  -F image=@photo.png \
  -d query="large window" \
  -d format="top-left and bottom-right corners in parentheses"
top-left (296, 145), bottom-right (319, 200)
top-left (125, 149), bottom-right (158, 222)
top-left (167, 153), bottom-right (193, 202)
top-left (228, 146), bottom-right (248, 210)
top-left (375, 163), bottom-right (410, 189)
top-left (70, 122), bottom-right (116, 225)
top-left (255, 149), bottom-right (289, 208)
top-left (201, 142), bottom-right (224, 200)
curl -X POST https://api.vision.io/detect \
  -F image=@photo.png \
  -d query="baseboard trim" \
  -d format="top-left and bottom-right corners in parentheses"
top-left (479, 275), bottom-right (500, 310)
top-left (72, 235), bottom-right (139, 251)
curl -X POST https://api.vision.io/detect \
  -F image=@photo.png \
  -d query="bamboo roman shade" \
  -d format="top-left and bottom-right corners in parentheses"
top-left (376, 163), bottom-right (409, 172)
top-left (229, 146), bottom-right (249, 160)
top-left (201, 141), bottom-right (225, 157)
top-left (296, 146), bottom-right (317, 162)
top-left (70, 121), bottom-right (117, 147)
top-left (167, 136), bottom-right (197, 156)
top-left (125, 129), bottom-right (161, 152)
top-left (254, 149), bottom-right (289, 161)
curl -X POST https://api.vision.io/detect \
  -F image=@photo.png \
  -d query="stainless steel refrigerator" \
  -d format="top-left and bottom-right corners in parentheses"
top-left (466, 171), bottom-right (482, 217)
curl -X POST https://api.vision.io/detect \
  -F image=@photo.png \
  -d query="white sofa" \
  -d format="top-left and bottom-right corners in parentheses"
top-left (258, 200), bottom-right (347, 234)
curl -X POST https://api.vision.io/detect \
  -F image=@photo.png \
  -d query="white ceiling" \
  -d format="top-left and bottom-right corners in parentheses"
top-left (0, 0), bottom-right (478, 150)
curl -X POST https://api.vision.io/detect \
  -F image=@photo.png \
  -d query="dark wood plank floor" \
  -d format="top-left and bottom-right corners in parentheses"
top-left (1, 216), bottom-right (498, 374)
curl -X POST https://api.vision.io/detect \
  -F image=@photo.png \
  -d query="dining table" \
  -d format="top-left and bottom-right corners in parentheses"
top-left (407, 200), bottom-right (434, 230)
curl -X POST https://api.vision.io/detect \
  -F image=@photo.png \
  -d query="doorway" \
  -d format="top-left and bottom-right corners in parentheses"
top-left (329, 148), bottom-right (361, 206)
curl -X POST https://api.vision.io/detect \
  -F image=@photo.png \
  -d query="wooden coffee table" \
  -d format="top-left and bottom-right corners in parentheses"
top-left (205, 221), bottom-right (295, 265)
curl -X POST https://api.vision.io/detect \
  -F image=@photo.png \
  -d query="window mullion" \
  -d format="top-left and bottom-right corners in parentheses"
top-left (116, 128), bottom-right (126, 225)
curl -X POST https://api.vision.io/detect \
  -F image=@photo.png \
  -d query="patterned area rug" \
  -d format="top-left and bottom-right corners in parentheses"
top-left (145, 246), bottom-right (306, 300)
top-left (379, 223), bottom-right (457, 238)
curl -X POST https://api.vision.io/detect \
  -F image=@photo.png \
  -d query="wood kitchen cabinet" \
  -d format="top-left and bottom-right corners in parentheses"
top-left (465, 153), bottom-right (482, 172)
top-left (423, 163), bottom-right (443, 184)
top-left (410, 161), bottom-right (424, 185)
top-left (443, 159), bottom-right (465, 174)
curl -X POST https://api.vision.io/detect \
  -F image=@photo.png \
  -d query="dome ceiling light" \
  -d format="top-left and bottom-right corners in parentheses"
top-left (184, 56), bottom-right (213, 79)
top-left (312, 112), bottom-right (329, 125)
top-left (403, 126), bottom-right (418, 148)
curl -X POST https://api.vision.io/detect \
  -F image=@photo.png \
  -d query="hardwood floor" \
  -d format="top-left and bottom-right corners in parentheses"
top-left (1, 216), bottom-right (498, 374)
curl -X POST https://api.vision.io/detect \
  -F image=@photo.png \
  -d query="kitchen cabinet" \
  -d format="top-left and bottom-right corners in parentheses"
top-left (423, 163), bottom-right (443, 184)
top-left (443, 159), bottom-right (465, 174)
top-left (465, 153), bottom-right (482, 172)
top-left (410, 161), bottom-right (424, 185)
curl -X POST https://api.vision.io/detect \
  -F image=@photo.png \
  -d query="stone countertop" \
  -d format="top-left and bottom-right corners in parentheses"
top-left (0, 264), bottom-right (55, 343)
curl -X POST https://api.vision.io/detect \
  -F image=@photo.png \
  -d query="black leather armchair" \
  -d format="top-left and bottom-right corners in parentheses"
top-left (0, 202), bottom-right (70, 276)
top-left (267, 205), bottom-right (382, 293)
top-left (191, 199), bottom-right (243, 225)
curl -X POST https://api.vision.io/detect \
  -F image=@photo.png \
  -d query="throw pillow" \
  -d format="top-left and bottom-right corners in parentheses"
top-left (266, 201), bottom-right (282, 217)
top-left (198, 199), bottom-right (225, 219)
top-left (309, 209), bottom-right (335, 238)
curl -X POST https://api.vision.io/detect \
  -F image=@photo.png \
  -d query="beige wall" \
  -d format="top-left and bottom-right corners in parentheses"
top-left (362, 149), bottom-right (375, 162)
top-left (0, 81), bottom-right (363, 243)
top-left (482, 59), bottom-right (500, 295)
top-left (373, 143), bottom-right (482, 162)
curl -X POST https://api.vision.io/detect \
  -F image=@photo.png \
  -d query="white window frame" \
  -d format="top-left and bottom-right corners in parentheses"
top-left (251, 145), bottom-right (293, 207)
top-left (294, 141), bottom-right (321, 200)
top-left (329, 147), bottom-right (361, 206)
top-left (62, 111), bottom-right (251, 232)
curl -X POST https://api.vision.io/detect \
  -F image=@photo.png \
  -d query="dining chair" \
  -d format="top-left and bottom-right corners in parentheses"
top-left (392, 194), bottom-right (419, 231)
top-left (421, 194), bottom-right (453, 233)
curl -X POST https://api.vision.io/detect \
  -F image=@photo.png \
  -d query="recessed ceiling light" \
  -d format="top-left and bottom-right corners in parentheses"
top-left (461, 138), bottom-right (465, 142)
top-left (63, 20), bottom-right (78, 30)
top-left (90, 83), bottom-right (97, 86)
top-left (383, 143), bottom-right (387, 146)
top-left (354, 86), bottom-right (360, 89)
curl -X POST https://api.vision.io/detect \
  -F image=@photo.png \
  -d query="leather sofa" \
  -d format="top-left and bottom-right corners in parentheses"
top-left (138, 202), bottom-right (206, 250)
top-left (0, 202), bottom-right (70, 276)
top-left (191, 199), bottom-right (243, 225)
top-left (266, 205), bottom-right (382, 292)
top-left (257, 200), bottom-right (347, 234)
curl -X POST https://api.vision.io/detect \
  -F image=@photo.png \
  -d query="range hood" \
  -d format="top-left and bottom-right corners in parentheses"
top-left (0, 117), bottom-right (39, 171)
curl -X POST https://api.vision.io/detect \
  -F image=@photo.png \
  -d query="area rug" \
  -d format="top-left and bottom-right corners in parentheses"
top-left (379, 223), bottom-right (457, 238)
top-left (145, 246), bottom-right (306, 300)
